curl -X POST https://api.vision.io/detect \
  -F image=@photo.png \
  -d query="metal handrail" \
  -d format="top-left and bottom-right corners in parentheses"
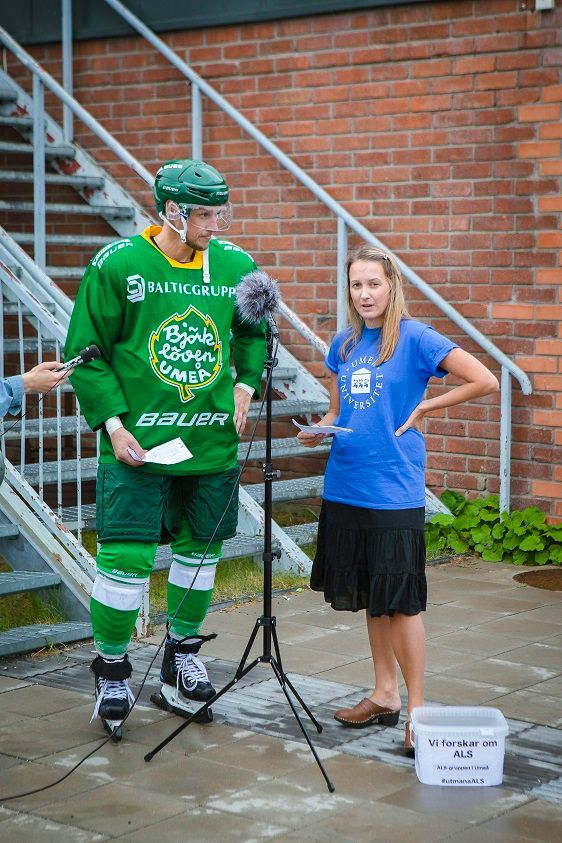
top-left (100, 0), bottom-right (535, 514)
top-left (0, 258), bottom-right (96, 578)
top-left (103, 0), bottom-right (531, 397)
top-left (0, 25), bottom-right (153, 188)
top-left (1, 6), bottom-right (531, 514)
top-left (0, 225), bottom-right (73, 324)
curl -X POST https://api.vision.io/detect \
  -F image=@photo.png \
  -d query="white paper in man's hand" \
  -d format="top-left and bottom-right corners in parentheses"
top-left (127, 437), bottom-right (193, 465)
top-left (292, 419), bottom-right (353, 435)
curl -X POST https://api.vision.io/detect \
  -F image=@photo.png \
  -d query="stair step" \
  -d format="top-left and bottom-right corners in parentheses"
top-left (0, 621), bottom-right (92, 658)
top-left (246, 475), bottom-right (324, 504)
top-left (0, 141), bottom-right (75, 158)
top-left (0, 115), bottom-right (34, 128)
top-left (2, 416), bottom-right (92, 440)
top-left (60, 476), bottom-right (323, 529)
top-left (46, 266), bottom-right (84, 279)
top-left (0, 571), bottom-right (61, 596)
top-left (0, 524), bottom-right (20, 538)
top-left (154, 534), bottom-right (266, 570)
top-left (239, 435), bottom-right (332, 462)
top-left (1, 338), bottom-right (59, 353)
top-left (247, 397), bottom-right (329, 421)
top-left (0, 170), bottom-right (105, 189)
top-left (12, 232), bottom-right (112, 247)
top-left (22, 436), bottom-right (329, 486)
top-left (284, 522), bottom-right (318, 546)
top-left (60, 485), bottom-right (448, 531)
top-left (0, 88), bottom-right (17, 103)
top-left (0, 200), bottom-right (134, 220)
top-left (1, 301), bottom-right (57, 316)
top-left (0, 340), bottom-right (297, 384)
top-left (60, 503), bottom-right (97, 530)
top-left (6, 398), bottom-right (323, 441)
top-left (23, 457), bottom-right (98, 486)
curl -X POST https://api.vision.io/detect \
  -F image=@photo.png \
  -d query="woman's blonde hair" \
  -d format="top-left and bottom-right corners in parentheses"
top-left (339, 245), bottom-right (410, 363)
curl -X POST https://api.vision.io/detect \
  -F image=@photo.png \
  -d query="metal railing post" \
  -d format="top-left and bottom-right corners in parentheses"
top-left (61, 0), bottom-right (74, 143)
top-left (499, 367), bottom-right (512, 514)
top-left (336, 217), bottom-right (348, 332)
top-left (192, 83), bottom-right (202, 160)
top-left (32, 74), bottom-right (46, 270)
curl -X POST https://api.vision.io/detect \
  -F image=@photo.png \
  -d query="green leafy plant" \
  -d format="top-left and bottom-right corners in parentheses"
top-left (425, 492), bottom-right (562, 566)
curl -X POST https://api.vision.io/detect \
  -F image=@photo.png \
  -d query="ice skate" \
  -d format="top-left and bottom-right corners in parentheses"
top-left (151, 634), bottom-right (216, 723)
top-left (90, 654), bottom-right (135, 741)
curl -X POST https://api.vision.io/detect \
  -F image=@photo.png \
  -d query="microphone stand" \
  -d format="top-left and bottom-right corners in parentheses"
top-left (145, 322), bottom-right (335, 793)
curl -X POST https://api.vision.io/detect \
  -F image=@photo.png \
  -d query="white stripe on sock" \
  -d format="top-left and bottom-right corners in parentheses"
top-left (168, 559), bottom-right (216, 591)
top-left (91, 574), bottom-right (146, 612)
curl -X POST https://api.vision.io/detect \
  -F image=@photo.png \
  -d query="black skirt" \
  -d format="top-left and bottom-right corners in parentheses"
top-left (311, 500), bottom-right (427, 616)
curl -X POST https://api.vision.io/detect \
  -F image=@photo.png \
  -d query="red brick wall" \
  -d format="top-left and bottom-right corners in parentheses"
top-left (4, 0), bottom-right (562, 517)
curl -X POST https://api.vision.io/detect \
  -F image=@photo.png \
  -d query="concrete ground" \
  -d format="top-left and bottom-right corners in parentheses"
top-left (0, 556), bottom-right (561, 842)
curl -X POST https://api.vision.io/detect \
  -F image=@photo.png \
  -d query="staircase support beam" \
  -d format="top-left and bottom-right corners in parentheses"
top-left (32, 75), bottom-right (46, 271)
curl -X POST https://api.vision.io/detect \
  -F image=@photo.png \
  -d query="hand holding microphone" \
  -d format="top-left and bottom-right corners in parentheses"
top-left (56, 344), bottom-right (101, 373)
top-left (22, 360), bottom-right (71, 394)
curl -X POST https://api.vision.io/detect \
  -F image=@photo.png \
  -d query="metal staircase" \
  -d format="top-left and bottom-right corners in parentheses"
top-left (0, 7), bottom-right (531, 657)
top-left (0, 48), bottom-right (337, 655)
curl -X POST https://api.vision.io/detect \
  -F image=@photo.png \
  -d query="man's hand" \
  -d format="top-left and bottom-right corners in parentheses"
top-left (22, 361), bottom-right (68, 394)
top-left (233, 386), bottom-right (252, 435)
top-left (110, 428), bottom-right (146, 467)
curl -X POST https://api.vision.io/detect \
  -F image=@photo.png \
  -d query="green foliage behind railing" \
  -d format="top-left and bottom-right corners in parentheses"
top-left (425, 491), bottom-right (562, 566)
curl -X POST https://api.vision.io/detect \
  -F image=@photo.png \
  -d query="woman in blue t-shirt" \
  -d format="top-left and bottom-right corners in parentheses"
top-left (298, 245), bottom-right (499, 755)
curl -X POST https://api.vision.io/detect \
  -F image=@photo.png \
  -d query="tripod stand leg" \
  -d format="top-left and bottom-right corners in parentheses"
top-left (145, 619), bottom-right (264, 761)
top-left (270, 623), bottom-right (323, 734)
top-left (269, 656), bottom-right (335, 793)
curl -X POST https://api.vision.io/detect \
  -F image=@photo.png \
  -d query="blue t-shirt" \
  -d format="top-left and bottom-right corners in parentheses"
top-left (324, 319), bottom-right (458, 510)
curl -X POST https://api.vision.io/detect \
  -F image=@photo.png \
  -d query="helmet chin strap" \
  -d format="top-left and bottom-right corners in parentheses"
top-left (159, 211), bottom-right (188, 243)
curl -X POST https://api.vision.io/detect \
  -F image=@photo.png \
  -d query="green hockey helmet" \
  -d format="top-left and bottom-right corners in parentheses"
top-left (153, 159), bottom-right (229, 214)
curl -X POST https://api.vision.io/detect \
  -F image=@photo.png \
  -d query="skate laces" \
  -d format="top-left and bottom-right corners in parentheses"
top-left (175, 651), bottom-right (209, 693)
top-left (90, 678), bottom-right (135, 723)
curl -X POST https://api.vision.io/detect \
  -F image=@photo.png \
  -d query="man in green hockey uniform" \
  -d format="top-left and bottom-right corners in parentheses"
top-left (65, 159), bottom-right (266, 735)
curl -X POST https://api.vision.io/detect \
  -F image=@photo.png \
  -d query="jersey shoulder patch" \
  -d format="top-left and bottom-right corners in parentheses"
top-left (91, 238), bottom-right (133, 270)
top-left (212, 238), bottom-right (254, 261)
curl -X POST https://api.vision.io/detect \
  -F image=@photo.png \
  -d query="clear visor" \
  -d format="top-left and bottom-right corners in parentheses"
top-left (166, 201), bottom-right (233, 232)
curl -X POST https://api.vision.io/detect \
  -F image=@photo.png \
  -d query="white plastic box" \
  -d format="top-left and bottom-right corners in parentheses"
top-left (410, 706), bottom-right (509, 787)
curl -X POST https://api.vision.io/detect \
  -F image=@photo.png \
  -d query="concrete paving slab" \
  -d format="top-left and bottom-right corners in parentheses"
top-left (115, 806), bottom-right (290, 843)
top-left (378, 781), bottom-right (530, 823)
top-left (474, 796), bottom-right (562, 841)
top-left (475, 616), bottom-right (562, 642)
top-left (0, 559), bottom-right (560, 841)
top-left (423, 674), bottom-right (512, 706)
top-left (30, 781), bottom-right (187, 836)
top-left (488, 689), bottom-right (562, 729)
top-left (266, 799), bottom-right (469, 842)
top-left (0, 808), bottom-right (108, 842)
top-left (441, 657), bottom-right (558, 690)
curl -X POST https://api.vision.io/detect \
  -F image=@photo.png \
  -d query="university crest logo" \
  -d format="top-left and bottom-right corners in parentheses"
top-left (149, 307), bottom-right (222, 403)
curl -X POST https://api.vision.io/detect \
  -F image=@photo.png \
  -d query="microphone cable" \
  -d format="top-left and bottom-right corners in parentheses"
top-left (0, 345), bottom-right (100, 441)
top-left (0, 335), bottom-right (279, 803)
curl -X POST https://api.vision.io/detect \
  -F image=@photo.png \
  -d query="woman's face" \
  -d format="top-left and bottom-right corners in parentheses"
top-left (348, 259), bottom-right (390, 328)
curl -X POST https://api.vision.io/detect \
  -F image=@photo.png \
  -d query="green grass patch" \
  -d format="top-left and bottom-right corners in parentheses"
top-left (0, 559), bottom-right (64, 633)
top-left (150, 553), bottom-right (310, 616)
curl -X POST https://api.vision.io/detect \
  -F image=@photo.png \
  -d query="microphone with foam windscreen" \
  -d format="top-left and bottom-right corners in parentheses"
top-left (56, 344), bottom-right (101, 372)
top-left (235, 270), bottom-right (280, 337)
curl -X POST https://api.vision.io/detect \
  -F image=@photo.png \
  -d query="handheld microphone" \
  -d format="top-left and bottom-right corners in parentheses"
top-left (235, 270), bottom-right (280, 337)
top-left (56, 344), bottom-right (101, 372)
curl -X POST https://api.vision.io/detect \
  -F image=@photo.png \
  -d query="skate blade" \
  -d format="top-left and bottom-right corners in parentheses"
top-left (151, 686), bottom-right (213, 724)
top-left (102, 718), bottom-right (123, 742)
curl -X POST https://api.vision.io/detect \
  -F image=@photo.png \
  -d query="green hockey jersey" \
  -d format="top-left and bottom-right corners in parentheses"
top-left (65, 226), bottom-right (266, 475)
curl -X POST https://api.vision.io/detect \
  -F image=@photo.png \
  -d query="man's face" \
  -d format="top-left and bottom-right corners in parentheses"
top-left (165, 202), bottom-right (232, 251)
